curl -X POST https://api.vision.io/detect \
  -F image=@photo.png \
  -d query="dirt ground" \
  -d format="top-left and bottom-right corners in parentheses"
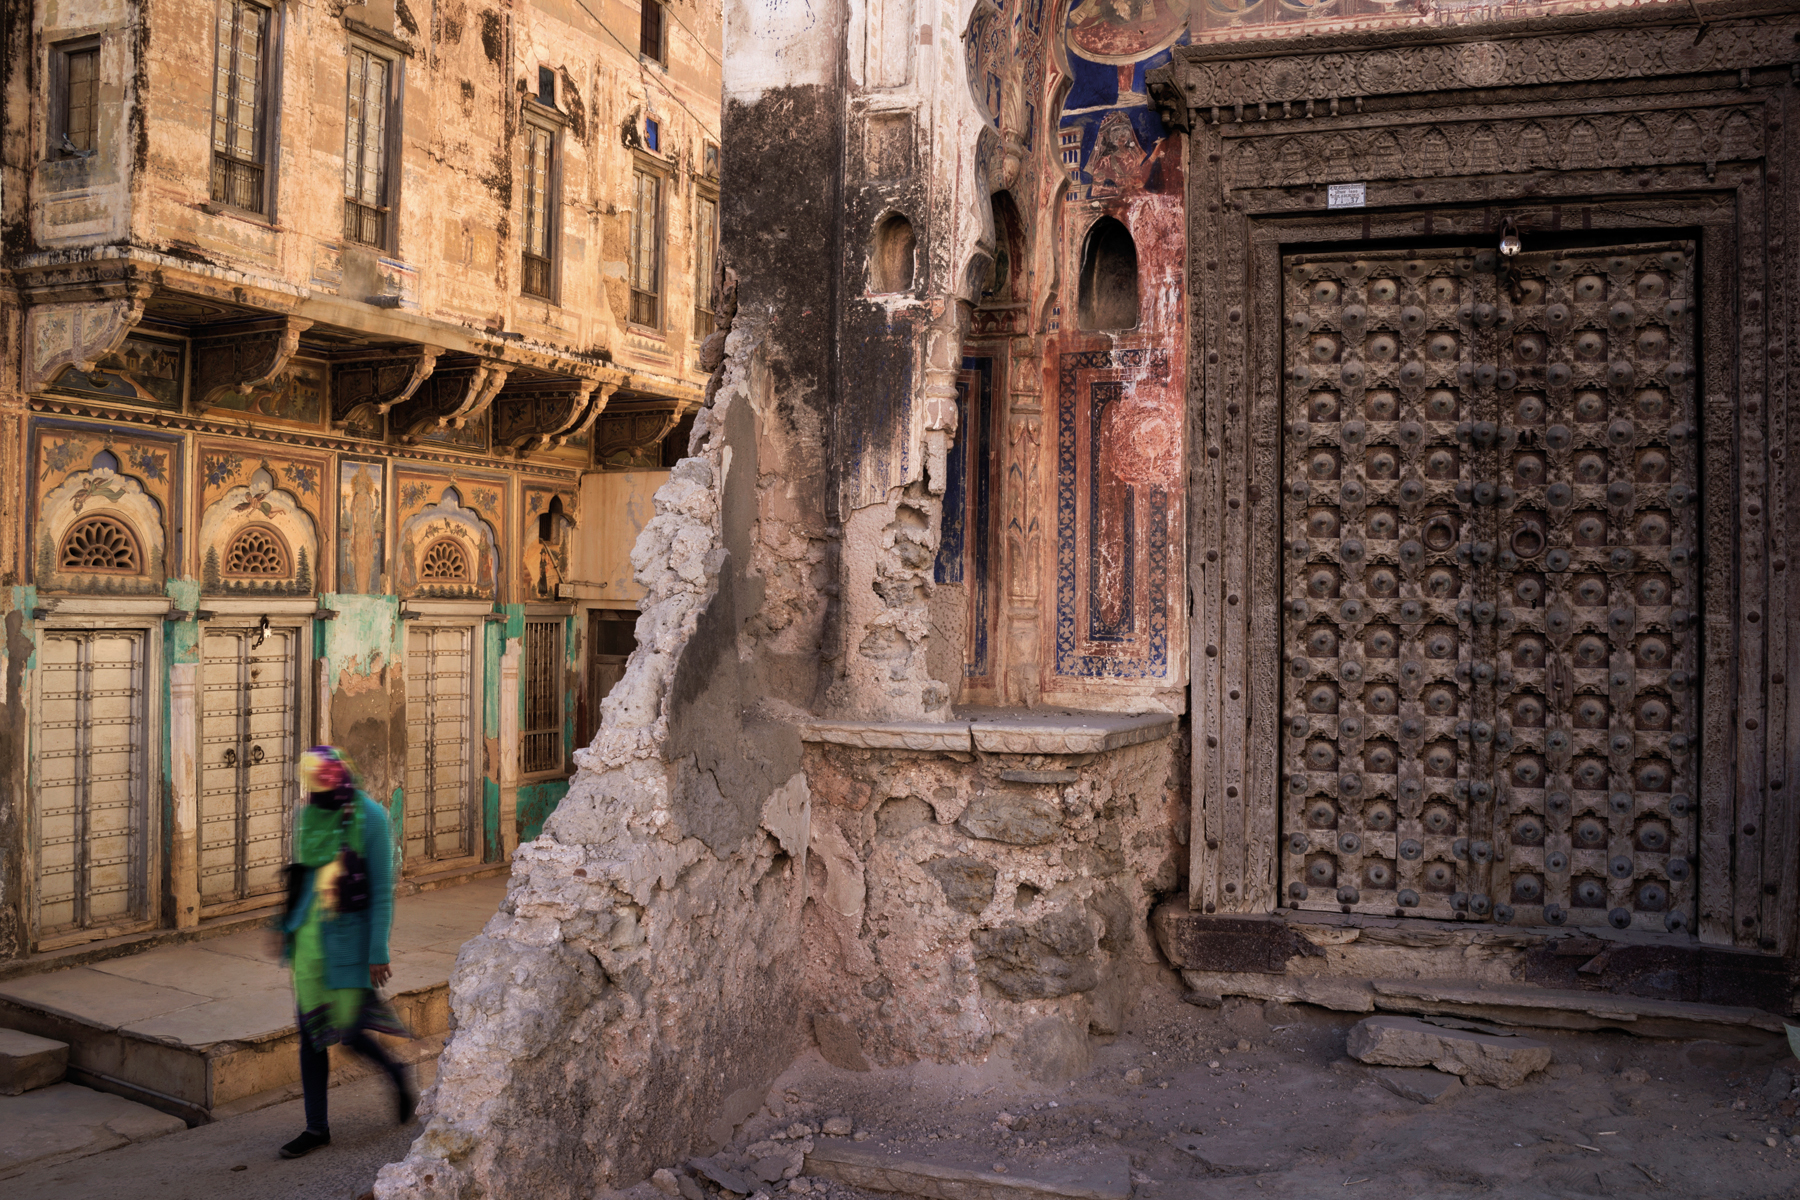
top-left (623, 983), bottom-right (1799, 1200)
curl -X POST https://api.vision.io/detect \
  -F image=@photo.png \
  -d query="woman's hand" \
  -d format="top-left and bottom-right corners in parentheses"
top-left (370, 962), bottom-right (392, 988)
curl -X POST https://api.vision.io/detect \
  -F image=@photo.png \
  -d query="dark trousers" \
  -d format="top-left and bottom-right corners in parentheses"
top-left (299, 1027), bottom-right (404, 1133)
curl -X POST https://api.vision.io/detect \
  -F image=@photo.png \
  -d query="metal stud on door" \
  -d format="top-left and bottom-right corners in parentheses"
top-left (1279, 245), bottom-right (1698, 930)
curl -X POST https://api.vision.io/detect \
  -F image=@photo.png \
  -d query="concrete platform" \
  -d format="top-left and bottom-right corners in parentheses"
top-left (0, 876), bottom-right (505, 1123)
top-left (0, 1082), bottom-right (187, 1179)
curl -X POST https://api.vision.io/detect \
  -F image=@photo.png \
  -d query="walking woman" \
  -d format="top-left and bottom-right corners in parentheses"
top-left (274, 746), bottom-right (416, 1159)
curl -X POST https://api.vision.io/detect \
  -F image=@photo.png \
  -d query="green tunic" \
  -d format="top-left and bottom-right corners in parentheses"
top-left (283, 793), bottom-right (409, 1050)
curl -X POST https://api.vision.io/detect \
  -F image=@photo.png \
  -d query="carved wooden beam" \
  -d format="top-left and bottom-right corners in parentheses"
top-left (191, 316), bottom-right (314, 407)
top-left (392, 359), bottom-right (507, 442)
top-left (22, 297), bottom-right (147, 393)
top-left (330, 344), bottom-right (444, 430)
top-left (594, 400), bottom-right (685, 470)
top-left (492, 380), bottom-right (600, 455)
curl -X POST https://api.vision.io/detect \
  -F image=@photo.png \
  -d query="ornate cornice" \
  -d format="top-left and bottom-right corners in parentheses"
top-left (1149, 13), bottom-right (1800, 122)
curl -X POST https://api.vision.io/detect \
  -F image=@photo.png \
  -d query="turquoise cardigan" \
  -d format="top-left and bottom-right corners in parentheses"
top-left (281, 793), bottom-right (396, 990)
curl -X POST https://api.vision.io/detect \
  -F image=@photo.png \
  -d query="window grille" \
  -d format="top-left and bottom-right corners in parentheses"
top-left (521, 620), bottom-right (564, 774)
top-left (523, 125), bottom-right (554, 298)
top-left (59, 515), bottom-right (142, 574)
top-left (693, 194), bottom-right (718, 338)
top-left (419, 538), bottom-right (469, 581)
top-left (629, 168), bottom-right (661, 327)
top-left (211, 0), bottom-right (269, 213)
top-left (343, 46), bottom-right (390, 247)
top-left (62, 46), bottom-right (100, 153)
top-left (224, 525), bottom-right (289, 576)
top-left (640, 0), bottom-right (664, 64)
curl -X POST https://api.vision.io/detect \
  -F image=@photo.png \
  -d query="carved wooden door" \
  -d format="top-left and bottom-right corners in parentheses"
top-left (199, 626), bottom-right (298, 913)
top-left (405, 624), bottom-right (476, 863)
top-left (34, 629), bottom-right (151, 944)
top-left (1279, 243), bottom-right (1698, 932)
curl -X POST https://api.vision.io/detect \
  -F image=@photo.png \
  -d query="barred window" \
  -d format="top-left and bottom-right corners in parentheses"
top-left (210, 0), bottom-right (270, 213)
top-left (522, 124), bottom-right (555, 298)
top-left (343, 46), bottom-right (391, 247)
top-left (521, 620), bottom-right (564, 775)
top-left (629, 167), bottom-right (661, 328)
top-left (55, 42), bottom-right (100, 155)
top-left (693, 193), bottom-right (718, 338)
top-left (639, 0), bottom-right (664, 64)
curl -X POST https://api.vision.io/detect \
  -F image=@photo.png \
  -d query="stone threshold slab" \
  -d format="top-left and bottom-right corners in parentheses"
top-left (805, 1137), bottom-right (1130, 1200)
top-left (1371, 979), bottom-right (1790, 1035)
top-left (801, 709), bottom-right (1177, 755)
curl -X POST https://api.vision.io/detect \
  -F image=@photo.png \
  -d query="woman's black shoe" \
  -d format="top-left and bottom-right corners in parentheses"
top-left (280, 1129), bottom-right (331, 1158)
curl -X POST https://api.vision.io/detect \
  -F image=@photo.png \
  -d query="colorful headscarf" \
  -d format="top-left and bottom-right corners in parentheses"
top-left (298, 745), bottom-right (357, 796)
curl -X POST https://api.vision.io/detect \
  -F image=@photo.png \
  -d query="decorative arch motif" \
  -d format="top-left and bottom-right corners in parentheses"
top-left (58, 514), bottom-right (143, 574)
top-left (223, 524), bottom-right (291, 577)
top-left (395, 479), bottom-right (502, 600)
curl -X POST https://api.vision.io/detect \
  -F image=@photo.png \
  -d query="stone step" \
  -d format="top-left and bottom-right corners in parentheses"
top-left (0, 1082), bottom-right (187, 1180)
top-left (804, 1136), bottom-right (1130, 1200)
top-left (0, 875), bottom-right (503, 1123)
top-left (0, 1028), bottom-right (70, 1096)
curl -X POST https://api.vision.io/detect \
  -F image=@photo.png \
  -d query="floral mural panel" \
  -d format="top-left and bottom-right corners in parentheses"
top-left (521, 484), bottom-right (578, 603)
top-left (338, 459), bottom-right (387, 595)
top-left (30, 419), bottom-right (183, 595)
top-left (196, 440), bottom-right (330, 596)
top-left (394, 468), bottom-right (506, 601)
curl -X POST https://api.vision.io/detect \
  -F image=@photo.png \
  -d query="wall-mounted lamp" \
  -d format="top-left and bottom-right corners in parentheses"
top-left (1499, 220), bottom-right (1523, 258)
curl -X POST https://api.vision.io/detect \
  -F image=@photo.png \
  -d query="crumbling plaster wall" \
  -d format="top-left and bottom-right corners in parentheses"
top-left (802, 733), bottom-right (1189, 1079)
top-left (378, 312), bottom-right (823, 1197)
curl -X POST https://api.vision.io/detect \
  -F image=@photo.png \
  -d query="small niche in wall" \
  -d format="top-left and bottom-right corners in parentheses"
top-left (1077, 216), bottom-right (1139, 332)
top-left (869, 212), bottom-right (917, 294)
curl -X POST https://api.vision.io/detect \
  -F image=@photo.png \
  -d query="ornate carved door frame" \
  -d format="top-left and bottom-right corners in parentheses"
top-left (1153, 7), bottom-right (1800, 955)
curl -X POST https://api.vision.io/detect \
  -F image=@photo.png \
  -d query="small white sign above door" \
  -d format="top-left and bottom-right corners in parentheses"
top-left (1327, 183), bottom-right (1366, 209)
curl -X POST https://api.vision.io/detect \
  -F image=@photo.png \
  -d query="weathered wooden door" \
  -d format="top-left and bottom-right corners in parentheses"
top-left (199, 626), bottom-right (299, 912)
top-left (35, 629), bottom-right (151, 943)
top-left (405, 624), bottom-right (476, 863)
top-left (1280, 243), bottom-right (1698, 932)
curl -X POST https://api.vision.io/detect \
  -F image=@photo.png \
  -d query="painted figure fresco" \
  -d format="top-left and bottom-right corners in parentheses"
top-left (1067, 0), bottom-right (1190, 61)
top-left (206, 360), bottom-right (327, 425)
top-left (51, 334), bottom-right (184, 411)
top-left (338, 461), bottom-right (387, 595)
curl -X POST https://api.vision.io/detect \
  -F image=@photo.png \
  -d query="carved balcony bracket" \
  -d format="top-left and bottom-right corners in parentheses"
top-left (493, 380), bottom-right (601, 455)
top-left (595, 399), bottom-right (685, 470)
top-left (330, 344), bottom-right (444, 430)
top-left (191, 316), bottom-right (315, 407)
top-left (392, 359), bottom-right (508, 442)
top-left (23, 297), bottom-right (148, 393)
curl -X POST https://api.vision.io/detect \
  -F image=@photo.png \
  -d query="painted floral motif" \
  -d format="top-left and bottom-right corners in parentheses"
top-left (399, 481), bottom-right (433, 510)
top-left (127, 447), bottom-right (168, 483)
top-left (469, 488), bottom-right (500, 519)
top-left (203, 452), bottom-right (245, 488)
top-left (41, 437), bottom-right (91, 479)
top-left (283, 463), bottom-right (319, 496)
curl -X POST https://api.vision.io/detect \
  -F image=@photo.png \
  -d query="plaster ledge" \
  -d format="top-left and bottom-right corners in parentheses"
top-left (800, 708), bottom-right (1178, 756)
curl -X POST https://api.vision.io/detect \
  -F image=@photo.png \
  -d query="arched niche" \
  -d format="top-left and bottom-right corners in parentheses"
top-left (869, 212), bottom-right (918, 294)
top-left (36, 449), bottom-right (168, 594)
top-left (198, 465), bottom-right (320, 596)
top-left (1077, 216), bottom-right (1139, 332)
top-left (397, 486), bottom-right (501, 600)
top-left (981, 192), bottom-right (1025, 305)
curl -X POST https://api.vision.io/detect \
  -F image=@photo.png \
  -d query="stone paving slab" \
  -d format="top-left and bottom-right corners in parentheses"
top-left (806, 1137), bottom-right (1130, 1200)
top-left (0, 969), bottom-right (207, 1031)
top-left (86, 944), bottom-right (287, 1000)
top-left (121, 988), bottom-right (298, 1049)
top-left (0, 1082), bottom-right (186, 1179)
top-left (0, 1029), bottom-right (69, 1095)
